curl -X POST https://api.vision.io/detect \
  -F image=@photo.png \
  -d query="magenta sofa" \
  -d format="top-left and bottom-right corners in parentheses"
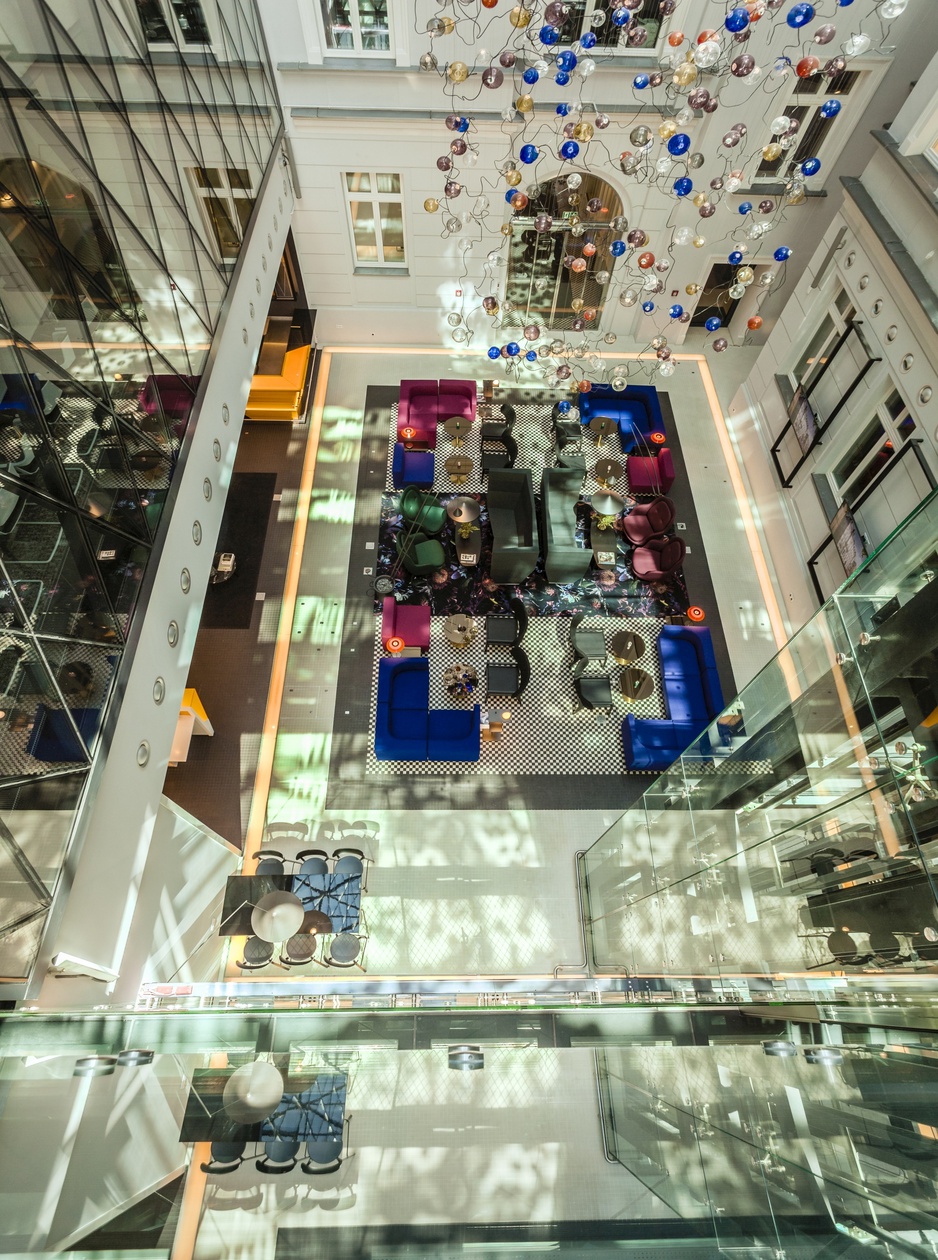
top-left (626, 446), bottom-right (675, 495)
top-left (398, 380), bottom-right (439, 449)
top-left (381, 598), bottom-right (430, 651)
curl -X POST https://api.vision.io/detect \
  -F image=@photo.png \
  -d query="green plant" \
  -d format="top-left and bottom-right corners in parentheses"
top-left (457, 520), bottom-right (478, 539)
top-left (592, 513), bottom-right (617, 531)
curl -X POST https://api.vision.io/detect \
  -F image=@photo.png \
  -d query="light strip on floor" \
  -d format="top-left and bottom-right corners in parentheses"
top-left (243, 350), bottom-right (332, 872)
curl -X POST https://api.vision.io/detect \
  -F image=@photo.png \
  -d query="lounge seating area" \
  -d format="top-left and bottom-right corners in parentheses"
top-left (370, 378), bottom-right (724, 776)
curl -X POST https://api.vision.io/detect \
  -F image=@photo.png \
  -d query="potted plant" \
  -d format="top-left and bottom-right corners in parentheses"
top-left (591, 512), bottom-right (618, 531)
top-left (457, 520), bottom-right (479, 540)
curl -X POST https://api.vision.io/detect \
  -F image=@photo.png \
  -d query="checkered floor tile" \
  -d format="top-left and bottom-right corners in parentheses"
top-left (385, 398), bottom-right (630, 499)
top-left (365, 613), bottom-right (667, 777)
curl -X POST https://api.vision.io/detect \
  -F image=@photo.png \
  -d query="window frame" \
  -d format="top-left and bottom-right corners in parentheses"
top-left (342, 172), bottom-right (406, 271)
top-left (825, 384), bottom-right (916, 507)
top-left (787, 283), bottom-right (856, 397)
top-left (556, 0), bottom-right (663, 54)
top-left (189, 166), bottom-right (256, 263)
top-left (136, 0), bottom-right (214, 48)
top-left (751, 61), bottom-right (885, 186)
top-left (318, 0), bottom-right (392, 57)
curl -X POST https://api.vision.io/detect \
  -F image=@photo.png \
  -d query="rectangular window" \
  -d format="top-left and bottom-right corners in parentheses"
top-left (137, 0), bottom-right (210, 45)
top-left (320, 0), bottom-right (390, 53)
top-left (756, 70), bottom-right (862, 182)
top-left (344, 171), bottom-right (405, 267)
top-left (829, 387), bottom-right (916, 504)
top-left (558, 0), bottom-right (661, 50)
top-left (191, 167), bottom-right (255, 260)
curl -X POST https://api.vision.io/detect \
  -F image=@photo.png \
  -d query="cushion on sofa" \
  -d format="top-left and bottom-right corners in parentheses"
top-left (428, 706), bottom-right (481, 762)
top-left (377, 657), bottom-right (429, 709)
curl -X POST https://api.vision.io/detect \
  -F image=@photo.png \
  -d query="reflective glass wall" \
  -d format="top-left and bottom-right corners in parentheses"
top-left (582, 490), bottom-right (938, 989)
top-left (0, 1006), bottom-right (936, 1257)
top-left (0, 0), bottom-right (281, 982)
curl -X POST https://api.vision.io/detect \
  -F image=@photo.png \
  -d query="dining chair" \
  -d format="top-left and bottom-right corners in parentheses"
top-left (256, 1138), bottom-right (300, 1174)
top-left (280, 932), bottom-right (321, 967)
top-left (486, 596), bottom-right (528, 648)
top-left (485, 645), bottom-right (530, 699)
top-left (200, 1140), bottom-right (248, 1174)
top-left (572, 660), bottom-right (614, 719)
top-left (302, 1134), bottom-right (345, 1176)
top-left (237, 937), bottom-right (274, 970)
top-left (326, 934), bottom-right (366, 970)
top-left (297, 854), bottom-right (329, 876)
top-left (255, 856), bottom-right (285, 877)
top-left (570, 610), bottom-right (607, 663)
top-left (333, 848), bottom-right (372, 891)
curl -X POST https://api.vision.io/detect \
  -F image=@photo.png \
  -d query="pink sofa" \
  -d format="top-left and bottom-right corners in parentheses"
top-left (381, 597), bottom-right (430, 651)
top-left (438, 378), bottom-right (476, 426)
top-left (398, 380), bottom-right (439, 449)
top-left (626, 446), bottom-right (675, 495)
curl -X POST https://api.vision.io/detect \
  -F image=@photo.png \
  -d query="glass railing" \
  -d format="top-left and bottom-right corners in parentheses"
top-left (582, 488), bottom-right (938, 986)
top-left (0, 1006), bottom-right (936, 1258)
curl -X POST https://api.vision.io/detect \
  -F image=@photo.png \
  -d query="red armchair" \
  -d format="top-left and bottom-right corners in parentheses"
top-left (623, 497), bottom-right (675, 545)
top-left (382, 597), bottom-right (431, 651)
top-left (438, 378), bottom-right (477, 426)
top-left (631, 535), bottom-right (686, 581)
top-left (626, 446), bottom-right (675, 495)
top-left (398, 380), bottom-right (438, 449)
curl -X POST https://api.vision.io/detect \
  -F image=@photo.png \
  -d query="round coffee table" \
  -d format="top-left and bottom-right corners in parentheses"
top-left (446, 495), bottom-right (481, 523)
top-left (610, 629), bottom-right (645, 664)
top-left (443, 416), bottom-right (472, 447)
top-left (589, 415), bottom-right (616, 448)
top-left (594, 457), bottom-right (623, 488)
top-left (445, 453), bottom-right (473, 484)
top-left (619, 666), bottom-right (654, 702)
top-left (443, 662), bottom-right (478, 699)
top-left (329, 933), bottom-right (361, 964)
top-left (443, 614), bottom-right (476, 647)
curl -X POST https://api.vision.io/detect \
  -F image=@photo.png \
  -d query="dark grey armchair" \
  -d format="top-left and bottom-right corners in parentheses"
top-left (540, 463), bottom-right (589, 586)
top-left (486, 469), bottom-right (538, 585)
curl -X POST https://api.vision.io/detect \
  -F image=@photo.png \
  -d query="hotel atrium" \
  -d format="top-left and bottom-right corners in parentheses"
top-left (2, 0), bottom-right (938, 1256)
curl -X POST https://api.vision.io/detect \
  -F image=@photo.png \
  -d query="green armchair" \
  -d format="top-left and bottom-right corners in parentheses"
top-left (396, 531), bottom-right (446, 576)
top-left (401, 486), bottom-right (446, 536)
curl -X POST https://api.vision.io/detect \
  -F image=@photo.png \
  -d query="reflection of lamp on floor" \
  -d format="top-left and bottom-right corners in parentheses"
top-left (222, 1060), bottom-right (285, 1123)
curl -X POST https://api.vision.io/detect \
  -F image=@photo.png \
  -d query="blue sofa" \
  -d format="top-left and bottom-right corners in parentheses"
top-left (392, 443), bottom-right (434, 488)
top-left (375, 657), bottom-right (480, 762)
top-left (579, 384), bottom-right (665, 454)
top-left (27, 704), bottom-right (101, 762)
top-left (621, 625), bottom-right (724, 772)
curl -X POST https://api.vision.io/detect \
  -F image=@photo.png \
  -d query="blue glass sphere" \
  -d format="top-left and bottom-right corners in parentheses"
top-left (820, 98), bottom-right (842, 118)
top-left (705, 316), bottom-right (722, 332)
top-left (786, 3), bottom-right (815, 27)
top-left (728, 250), bottom-right (743, 265)
top-left (774, 246), bottom-right (792, 262)
top-left (801, 157), bottom-right (821, 176)
top-left (667, 132), bottom-right (691, 156)
top-left (519, 144), bottom-right (538, 164)
top-left (738, 201), bottom-right (753, 215)
top-left (837, 0), bottom-right (855, 5)
top-left (560, 140), bottom-right (580, 160)
top-left (556, 50), bottom-right (577, 71)
top-left (673, 177), bottom-right (693, 197)
top-left (506, 342), bottom-right (520, 357)
top-left (610, 239), bottom-right (626, 257)
top-left (522, 67), bottom-right (539, 85)
top-left (555, 70), bottom-right (570, 86)
top-left (642, 301), bottom-right (655, 313)
top-left (539, 25), bottom-right (560, 45)
top-left (669, 304), bottom-right (684, 320)
top-left (488, 347), bottom-right (500, 360)
top-left (525, 350), bottom-right (537, 361)
top-left (504, 190), bottom-right (517, 204)
top-left (612, 7), bottom-right (630, 25)
top-left (633, 73), bottom-right (650, 89)
top-left (580, 31), bottom-right (597, 49)
top-left (556, 102), bottom-right (570, 116)
top-left (558, 399), bottom-right (571, 414)
top-left (725, 7), bottom-right (750, 32)
top-left (455, 117), bottom-right (469, 133)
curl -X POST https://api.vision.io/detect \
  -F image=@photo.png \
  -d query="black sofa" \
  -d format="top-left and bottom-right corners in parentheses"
top-left (486, 468), bottom-right (538, 585)
top-left (540, 457), bottom-right (588, 585)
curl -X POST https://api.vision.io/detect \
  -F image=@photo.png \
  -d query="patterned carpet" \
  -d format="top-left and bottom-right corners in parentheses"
top-left (377, 400), bottom-right (689, 619)
top-left (366, 613), bottom-right (667, 777)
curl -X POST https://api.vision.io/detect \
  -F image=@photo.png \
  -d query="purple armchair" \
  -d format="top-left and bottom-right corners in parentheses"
top-left (382, 598), bottom-right (430, 651)
top-left (438, 378), bottom-right (477, 426)
top-left (626, 446), bottom-right (675, 495)
top-left (141, 374), bottom-right (199, 436)
top-left (623, 497), bottom-right (675, 545)
top-left (398, 380), bottom-right (438, 449)
top-left (631, 535), bottom-right (686, 581)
